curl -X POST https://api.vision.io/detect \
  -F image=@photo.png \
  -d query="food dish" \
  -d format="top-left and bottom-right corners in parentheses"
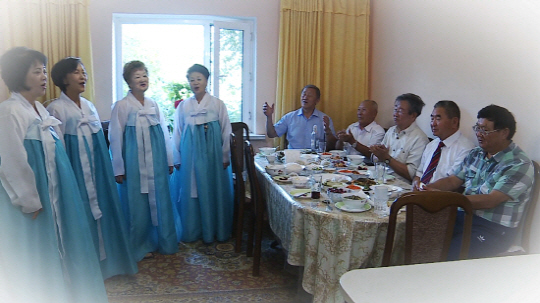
top-left (315, 173), bottom-right (352, 183)
top-left (335, 202), bottom-right (372, 213)
top-left (272, 175), bottom-right (292, 183)
top-left (289, 189), bottom-right (311, 199)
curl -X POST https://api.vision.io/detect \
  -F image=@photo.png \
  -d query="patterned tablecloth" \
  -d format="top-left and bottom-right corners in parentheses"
top-left (255, 157), bottom-right (409, 303)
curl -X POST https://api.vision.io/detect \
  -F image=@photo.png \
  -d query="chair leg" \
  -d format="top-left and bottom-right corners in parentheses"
top-left (235, 196), bottom-right (245, 253)
top-left (246, 210), bottom-right (255, 257)
top-left (252, 212), bottom-right (264, 276)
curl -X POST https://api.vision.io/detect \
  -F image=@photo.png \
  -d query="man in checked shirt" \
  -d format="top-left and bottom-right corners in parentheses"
top-left (424, 104), bottom-right (534, 259)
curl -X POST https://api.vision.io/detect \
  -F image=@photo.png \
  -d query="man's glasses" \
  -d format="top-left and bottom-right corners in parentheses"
top-left (472, 125), bottom-right (499, 136)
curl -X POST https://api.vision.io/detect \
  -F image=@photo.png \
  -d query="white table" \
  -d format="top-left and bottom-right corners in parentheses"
top-left (340, 254), bottom-right (540, 303)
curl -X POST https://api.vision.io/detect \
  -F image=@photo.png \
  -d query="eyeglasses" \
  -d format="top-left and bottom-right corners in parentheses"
top-left (472, 125), bottom-right (499, 136)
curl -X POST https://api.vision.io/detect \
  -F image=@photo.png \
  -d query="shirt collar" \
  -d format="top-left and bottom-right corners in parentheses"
top-left (490, 141), bottom-right (515, 163)
top-left (440, 130), bottom-right (461, 147)
top-left (295, 108), bottom-right (321, 118)
top-left (359, 120), bottom-right (377, 132)
top-left (395, 121), bottom-right (418, 136)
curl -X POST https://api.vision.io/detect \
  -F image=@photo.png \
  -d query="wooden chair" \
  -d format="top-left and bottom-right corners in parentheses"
top-left (382, 191), bottom-right (473, 266)
top-left (243, 140), bottom-right (265, 276)
top-left (230, 122), bottom-right (250, 253)
top-left (499, 160), bottom-right (540, 255)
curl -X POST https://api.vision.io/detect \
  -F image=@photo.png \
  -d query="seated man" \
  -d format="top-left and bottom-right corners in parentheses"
top-left (425, 105), bottom-right (534, 260)
top-left (370, 93), bottom-right (429, 181)
top-left (263, 84), bottom-right (334, 149)
top-left (412, 100), bottom-right (475, 190)
top-left (326, 100), bottom-right (385, 158)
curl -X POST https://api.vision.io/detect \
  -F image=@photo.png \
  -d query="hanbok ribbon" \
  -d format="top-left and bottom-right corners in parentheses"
top-left (190, 108), bottom-right (208, 117)
top-left (77, 115), bottom-right (106, 260)
top-left (40, 116), bottom-right (66, 257)
top-left (136, 107), bottom-right (158, 226)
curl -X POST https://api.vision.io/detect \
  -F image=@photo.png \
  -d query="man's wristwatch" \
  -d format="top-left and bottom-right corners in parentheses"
top-left (384, 157), bottom-right (391, 164)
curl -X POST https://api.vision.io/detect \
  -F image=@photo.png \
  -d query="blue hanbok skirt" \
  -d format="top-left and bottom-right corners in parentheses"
top-left (64, 129), bottom-right (138, 279)
top-left (0, 138), bottom-right (108, 303)
top-left (173, 120), bottom-right (234, 243)
top-left (117, 125), bottom-right (179, 261)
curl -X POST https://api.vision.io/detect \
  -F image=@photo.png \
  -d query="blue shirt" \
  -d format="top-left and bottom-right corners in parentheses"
top-left (274, 108), bottom-right (335, 149)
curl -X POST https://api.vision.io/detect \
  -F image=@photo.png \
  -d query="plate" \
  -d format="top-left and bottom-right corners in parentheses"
top-left (289, 189), bottom-right (311, 199)
top-left (273, 175), bottom-right (292, 183)
top-left (322, 181), bottom-right (347, 188)
top-left (335, 202), bottom-right (372, 213)
top-left (313, 173), bottom-right (352, 183)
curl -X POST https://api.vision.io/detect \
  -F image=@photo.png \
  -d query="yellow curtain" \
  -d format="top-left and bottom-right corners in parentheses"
top-left (275, 0), bottom-right (370, 147)
top-left (0, 0), bottom-right (94, 104)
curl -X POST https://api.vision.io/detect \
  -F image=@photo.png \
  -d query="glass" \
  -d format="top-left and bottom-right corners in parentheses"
top-left (374, 162), bottom-right (386, 183)
top-left (311, 175), bottom-right (322, 199)
top-left (317, 140), bottom-right (326, 153)
top-left (472, 125), bottom-right (499, 136)
top-left (373, 185), bottom-right (389, 216)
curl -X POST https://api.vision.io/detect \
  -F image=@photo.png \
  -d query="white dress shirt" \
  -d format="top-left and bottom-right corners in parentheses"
top-left (381, 121), bottom-right (429, 179)
top-left (415, 130), bottom-right (475, 183)
top-left (344, 121), bottom-right (385, 155)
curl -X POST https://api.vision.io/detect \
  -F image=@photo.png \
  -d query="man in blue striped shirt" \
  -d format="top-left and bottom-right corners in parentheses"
top-left (425, 104), bottom-right (534, 259)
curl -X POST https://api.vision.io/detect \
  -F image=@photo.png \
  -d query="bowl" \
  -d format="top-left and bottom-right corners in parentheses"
top-left (290, 176), bottom-right (310, 188)
top-left (342, 193), bottom-right (368, 208)
top-left (329, 150), bottom-right (347, 158)
top-left (259, 147), bottom-right (277, 155)
top-left (300, 154), bottom-right (319, 163)
top-left (265, 164), bottom-right (285, 176)
top-left (266, 154), bottom-right (276, 163)
top-left (284, 163), bottom-right (304, 174)
top-left (347, 154), bottom-right (365, 165)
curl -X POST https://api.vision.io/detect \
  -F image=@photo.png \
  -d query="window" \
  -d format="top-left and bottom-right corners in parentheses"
top-left (113, 14), bottom-right (255, 129)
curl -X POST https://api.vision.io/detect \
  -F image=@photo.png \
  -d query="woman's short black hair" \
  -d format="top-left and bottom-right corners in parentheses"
top-left (51, 57), bottom-right (83, 92)
top-left (186, 64), bottom-right (210, 80)
top-left (123, 60), bottom-right (148, 85)
top-left (477, 104), bottom-right (516, 140)
top-left (0, 47), bottom-right (47, 92)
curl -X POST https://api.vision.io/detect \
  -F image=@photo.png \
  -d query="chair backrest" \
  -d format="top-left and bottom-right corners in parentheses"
top-left (382, 191), bottom-right (473, 266)
top-left (520, 160), bottom-right (540, 252)
top-left (244, 140), bottom-right (265, 216)
top-left (230, 133), bottom-right (245, 199)
top-left (231, 122), bottom-right (250, 171)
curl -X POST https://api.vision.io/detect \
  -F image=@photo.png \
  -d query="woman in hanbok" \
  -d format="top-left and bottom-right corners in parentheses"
top-left (172, 64), bottom-right (234, 243)
top-left (47, 57), bottom-right (138, 278)
top-left (109, 60), bottom-right (179, 261)
top-left (0, 47), bottom-right (108, 302)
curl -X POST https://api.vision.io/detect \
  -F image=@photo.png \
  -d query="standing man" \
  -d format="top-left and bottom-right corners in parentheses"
top-left (412, 100), bottom-right (475, 191)
top-left (425, 105), bottom-right (534, 259)
top-left (263, 84), bottom-right (335, 149)
top-left (370, 93), bottom-right (429, 181)
top-left (326, 100), bottom-right (385, 158)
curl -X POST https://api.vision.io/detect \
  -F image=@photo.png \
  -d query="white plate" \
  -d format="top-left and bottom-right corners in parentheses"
top-left (289, 189), bottom-right (311, 199)
top-left (273, 175), bottom-right (292, 183)
top-left (335, 202), bottom-right (372, 213)
top-left (313, 173), bottom-right (352, 183)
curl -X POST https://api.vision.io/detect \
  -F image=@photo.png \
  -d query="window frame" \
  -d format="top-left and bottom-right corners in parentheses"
top-left (112, 13), bottom-right (256, 129)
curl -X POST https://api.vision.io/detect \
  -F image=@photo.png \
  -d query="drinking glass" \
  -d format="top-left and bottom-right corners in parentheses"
top-left (318, 140), bottom-right (327, 153)
top-left (375, 162), bottom-right (386, 183)
top-left (373, 185), bottom-right (389, 216)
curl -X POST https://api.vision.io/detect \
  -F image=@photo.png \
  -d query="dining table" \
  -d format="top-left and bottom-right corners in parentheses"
top-left (254, 154), bottom-right (411, 303)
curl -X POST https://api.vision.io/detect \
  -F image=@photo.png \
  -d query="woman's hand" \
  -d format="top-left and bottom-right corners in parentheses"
top-left (115, 175), bottom-right (125, 184)
top-left (223, 162), bottom-right (230, 169)
top-left (169, 166), bottom-right (173, 174)
top-left (32, 209), bottom-right (42, 220)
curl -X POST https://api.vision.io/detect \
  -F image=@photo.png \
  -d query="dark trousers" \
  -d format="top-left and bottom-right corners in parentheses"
top-left (447, 211), bottom-right (517, 261)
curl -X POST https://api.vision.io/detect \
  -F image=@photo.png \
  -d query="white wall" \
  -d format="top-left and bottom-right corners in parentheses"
top-left (370, 0), bottom-right (540, 252)
top-left (88, 0), bottom-right (280, 136)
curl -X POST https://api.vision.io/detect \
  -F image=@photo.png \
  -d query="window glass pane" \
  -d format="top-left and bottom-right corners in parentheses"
top-left (121, 24), bottom-right (204, 127)
top-left (218, 28), bottom-right (244, 122)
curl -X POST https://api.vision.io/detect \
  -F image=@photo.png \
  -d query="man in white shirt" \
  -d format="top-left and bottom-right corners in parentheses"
top-left (412, 100), bottom-right (475, 191)
top-left (370, 93), bottom-right (429, 181)
top-left (326, 100), bottom-right (385, 158)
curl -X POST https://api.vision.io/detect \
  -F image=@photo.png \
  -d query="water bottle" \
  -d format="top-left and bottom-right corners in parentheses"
top-left (310, 125), bottom-right (318, 151)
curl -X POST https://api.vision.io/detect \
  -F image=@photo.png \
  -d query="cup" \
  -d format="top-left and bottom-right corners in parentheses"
top-left (284, 149), bottom-right (301, 163)
top-left (311, 175), bottom-right (322, 199)
top-left (266, 154), bottom-right (276, 163)
top-left (372, 185), bottom-right (389, 216)
top-left (374, 162), bottom-right (386, 183)
top-left (318, 140), bottom-right (327, 153)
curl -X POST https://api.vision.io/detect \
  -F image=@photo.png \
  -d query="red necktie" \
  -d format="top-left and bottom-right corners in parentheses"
top-left (420, 141), bottom-right (445, 184)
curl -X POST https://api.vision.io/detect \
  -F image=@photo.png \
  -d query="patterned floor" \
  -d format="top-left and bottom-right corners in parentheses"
top-left (105, 235), bottom-right (300, 303)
